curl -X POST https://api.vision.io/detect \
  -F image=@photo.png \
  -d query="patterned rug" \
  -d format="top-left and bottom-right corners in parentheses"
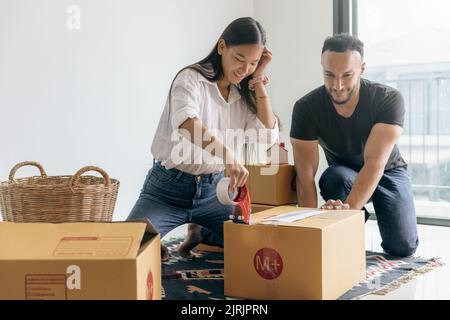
top-left (161, 238), bottom-right (444, 300)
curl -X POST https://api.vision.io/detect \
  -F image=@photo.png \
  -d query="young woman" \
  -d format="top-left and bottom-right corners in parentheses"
top-left (127, 17), bottom-right (278, 260)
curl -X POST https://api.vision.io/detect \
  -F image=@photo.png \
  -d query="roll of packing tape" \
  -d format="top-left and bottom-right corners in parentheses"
top-left (216, 177), bottom-right (252, 224)
top-left (216, 177), bottom-right (239, 205)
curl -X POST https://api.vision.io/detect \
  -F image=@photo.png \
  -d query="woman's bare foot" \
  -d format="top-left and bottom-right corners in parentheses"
top-left (177, 223), bottom-right (201, 259)
top-left (161, 244), bottom-right (170, 262)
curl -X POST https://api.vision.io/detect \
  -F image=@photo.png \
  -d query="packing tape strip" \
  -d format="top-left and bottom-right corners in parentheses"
top-left (216, 177), bottom-right (251, 224)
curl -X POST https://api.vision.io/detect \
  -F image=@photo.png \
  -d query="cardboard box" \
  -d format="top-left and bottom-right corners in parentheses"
top-left (0, 220), bottom-right (161, 300)
top-left (246, 164), bottom-right (297, 205)
top-left (193, 243), bottom-right (224, 253)
top-left (252, 203), bottom-right (276, 213)
top-left (251, 203), bottom-right (296, 213)
top-left (267, 143), bottom-right (289, 165)
top-left (191, 205), bottom-right (297, 252)
top-left (224, 206), bottom-right (366, 300)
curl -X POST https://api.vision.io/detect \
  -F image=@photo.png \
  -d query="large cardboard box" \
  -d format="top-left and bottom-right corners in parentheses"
top-left (246, 164), bottom-right (297, 205)
top-left (192, 205), bottom-right (297, 253)
top-left (0, 220), bottom-right (161, 300)
top-left (224, 206), bottom-right (366, 300)
top-left (251, 203), bottom-right (296, 213)
top-left (251, 203), bottom-right (277, 213)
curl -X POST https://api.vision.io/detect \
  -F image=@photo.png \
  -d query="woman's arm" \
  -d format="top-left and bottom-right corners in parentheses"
top-left (251, 48), bottom-right (276, 129)
top-left (179, 118), bottom-right (249, 189)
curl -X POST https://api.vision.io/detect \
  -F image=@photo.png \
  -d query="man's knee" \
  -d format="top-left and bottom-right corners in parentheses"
top-left (319, 166), bottom-right (355, 200)
top-left (383, 237), bottom-right (419, 258)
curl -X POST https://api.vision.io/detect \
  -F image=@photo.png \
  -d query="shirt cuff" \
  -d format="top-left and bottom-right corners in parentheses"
top-left (171, 108), bottom-right (200, 131)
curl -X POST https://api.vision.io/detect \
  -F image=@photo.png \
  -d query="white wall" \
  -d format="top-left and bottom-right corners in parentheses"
top-left (0, 0), bottom-right (253, 221)
top-left (0, 0), bottom-right (333, 221)
top-left (254, 0), bottom-right (333, 204)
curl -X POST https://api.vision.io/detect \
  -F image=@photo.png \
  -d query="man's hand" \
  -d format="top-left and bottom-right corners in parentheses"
top-left (320, 199), bottom-right (350, 210)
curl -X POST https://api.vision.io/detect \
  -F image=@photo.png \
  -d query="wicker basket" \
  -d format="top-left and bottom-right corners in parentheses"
top-left (0, 161), bottom-right (120, 223)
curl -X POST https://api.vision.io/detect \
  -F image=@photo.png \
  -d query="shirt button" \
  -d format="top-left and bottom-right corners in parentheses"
top-left (196, 176), bottom-right (201, 182)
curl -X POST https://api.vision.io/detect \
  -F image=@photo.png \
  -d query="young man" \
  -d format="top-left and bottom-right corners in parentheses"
top-left (290, 33), bottom-right (419, 257)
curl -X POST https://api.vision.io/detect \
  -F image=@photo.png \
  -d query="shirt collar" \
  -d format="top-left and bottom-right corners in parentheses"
top-left (227, 85), bottom-right (242, 105)
top-left (198, 73), bottom-right (242, 104)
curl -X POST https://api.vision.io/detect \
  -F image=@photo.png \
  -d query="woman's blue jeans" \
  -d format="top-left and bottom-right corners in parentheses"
top-left (127, 162), bottom-right (233, 246)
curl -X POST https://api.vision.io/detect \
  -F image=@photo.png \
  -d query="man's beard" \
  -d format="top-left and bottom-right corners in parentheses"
top-left (326, 83), bottom-right (357, 105)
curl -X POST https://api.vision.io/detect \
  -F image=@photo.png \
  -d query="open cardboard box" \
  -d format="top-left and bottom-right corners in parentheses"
top-left (0, 219), bottom-right (161, 300)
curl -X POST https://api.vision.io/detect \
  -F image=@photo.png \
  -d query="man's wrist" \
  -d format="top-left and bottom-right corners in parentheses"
top-left (344, 200), bottom-right (360, 210)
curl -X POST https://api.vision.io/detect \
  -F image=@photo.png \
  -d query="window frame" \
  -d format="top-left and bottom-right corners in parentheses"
top-left (333, 0), bottom-right (450, 227)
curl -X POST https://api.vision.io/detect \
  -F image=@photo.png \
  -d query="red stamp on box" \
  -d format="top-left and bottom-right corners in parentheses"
top-left (253, 248), bottom-right (283, 280)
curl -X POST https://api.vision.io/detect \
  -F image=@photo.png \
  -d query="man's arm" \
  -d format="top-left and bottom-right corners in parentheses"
top-left (290, 138), bottom-right (319, 208)
top-left (344, 123), bottom-right (403, 209)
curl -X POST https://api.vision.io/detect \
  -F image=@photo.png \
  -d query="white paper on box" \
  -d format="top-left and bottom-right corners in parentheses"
top-left (262, 209), bottom-right (323, 223)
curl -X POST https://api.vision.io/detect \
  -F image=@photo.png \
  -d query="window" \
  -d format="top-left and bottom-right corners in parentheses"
top-left (337, 0), bottom-right (450, 225)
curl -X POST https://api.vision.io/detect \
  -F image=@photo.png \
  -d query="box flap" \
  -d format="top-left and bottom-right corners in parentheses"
top-left (252, 206), bottom-right (364, 229)
top-left (123, 218), bottom-right (159, 236)
top-left (0, 219), bottom-right (157, 260)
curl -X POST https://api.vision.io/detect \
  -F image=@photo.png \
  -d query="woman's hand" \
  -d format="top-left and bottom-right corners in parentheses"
top-left (248, 74), bottom-right (269, 91)
top-left (253, 47), bottom-right (272, 77)
top-left (225, 160), bottom-right (249, 191)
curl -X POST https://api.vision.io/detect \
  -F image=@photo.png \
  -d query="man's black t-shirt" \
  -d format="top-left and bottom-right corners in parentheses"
top-left (290, 79), bottom-right (407, 171)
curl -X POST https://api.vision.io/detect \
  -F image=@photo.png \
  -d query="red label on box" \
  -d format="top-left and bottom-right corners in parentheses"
top-left (25, 274), bottom-right (67, 300)
top-left (253, 248), bottom-right (283, 280)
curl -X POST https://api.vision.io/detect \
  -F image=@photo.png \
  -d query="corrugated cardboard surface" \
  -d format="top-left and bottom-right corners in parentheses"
top-left (246, 165), bottom-right (297, 205)
top-left (225, 206), bottom-right (366, 300)
top-left (252, 203), bottom-right (276, 213)
top-left (251, 203), bottom-right (296, 213)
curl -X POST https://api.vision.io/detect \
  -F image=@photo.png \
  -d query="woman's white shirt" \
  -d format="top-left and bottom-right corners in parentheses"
top-left (151, 68), bottom-right (278, 175)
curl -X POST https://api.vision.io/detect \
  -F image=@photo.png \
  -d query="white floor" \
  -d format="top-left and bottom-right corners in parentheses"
top-left (361, 220), bottom-right (450, 300)
top-left (163, 220), bottom-right (450, 300)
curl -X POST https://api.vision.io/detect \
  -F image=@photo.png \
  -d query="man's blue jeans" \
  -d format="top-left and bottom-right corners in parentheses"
top-left (127, 162), bottom-right (233, 246)
top-left (319, 164), bottom-right (419, 257)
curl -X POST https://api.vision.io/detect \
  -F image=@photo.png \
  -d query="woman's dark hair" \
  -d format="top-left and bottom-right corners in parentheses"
top-left (169, 17), bottom-right (267, 115)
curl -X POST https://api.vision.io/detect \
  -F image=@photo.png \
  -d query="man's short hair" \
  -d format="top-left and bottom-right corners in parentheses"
top-left (321, 33), bottom-right (364, 58)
